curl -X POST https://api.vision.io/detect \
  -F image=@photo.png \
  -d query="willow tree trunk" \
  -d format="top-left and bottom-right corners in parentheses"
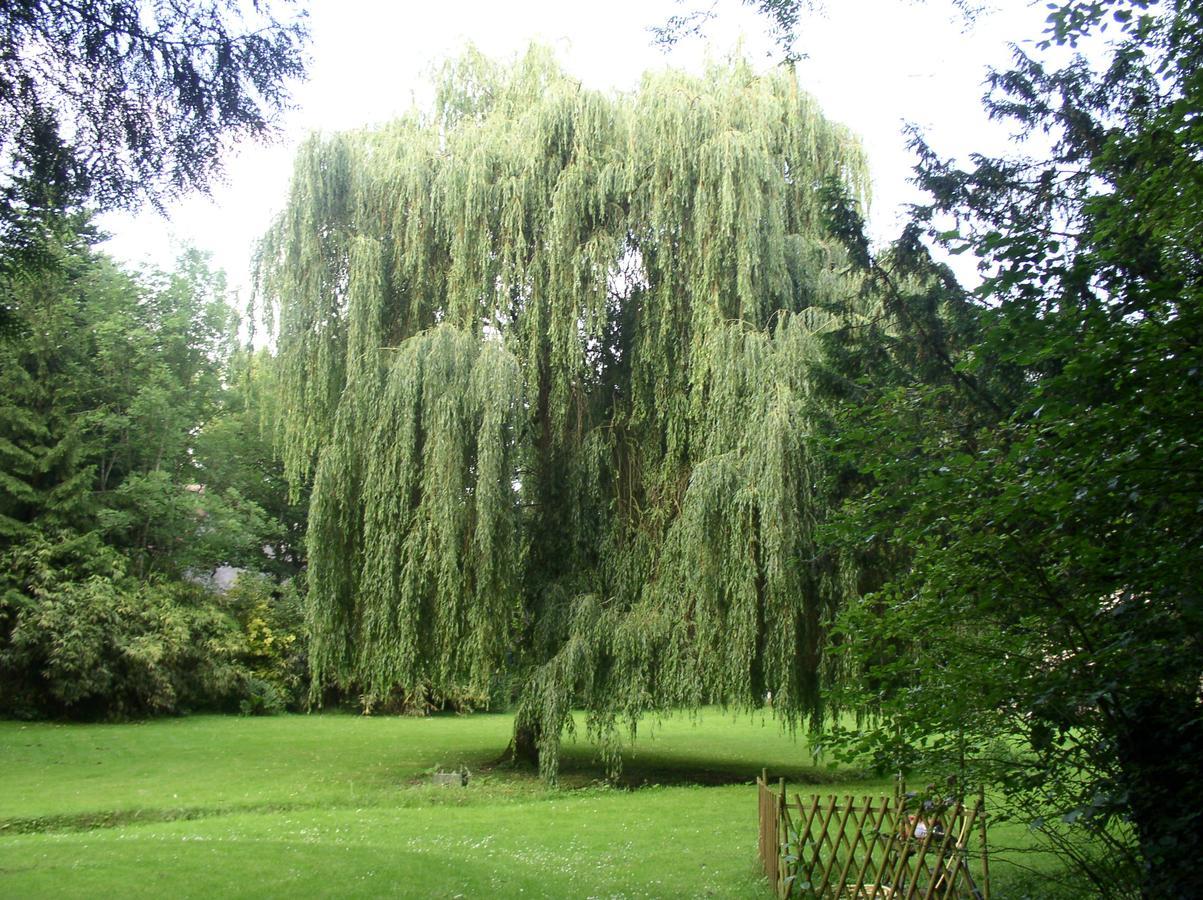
top-left (510, 721), bottom-right (541, 769)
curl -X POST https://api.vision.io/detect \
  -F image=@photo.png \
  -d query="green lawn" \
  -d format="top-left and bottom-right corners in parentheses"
top-left (0, 711), bottom-right (1058, 897)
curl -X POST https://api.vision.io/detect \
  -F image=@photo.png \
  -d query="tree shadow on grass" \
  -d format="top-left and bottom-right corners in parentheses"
top-left (481, 739), bottom-right (864, 790)
top-left (555, 752), bottom-right (859, 789)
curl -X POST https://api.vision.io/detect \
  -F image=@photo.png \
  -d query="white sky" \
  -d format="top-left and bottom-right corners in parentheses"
top-left (99, 0), bottom-right (1054, 307)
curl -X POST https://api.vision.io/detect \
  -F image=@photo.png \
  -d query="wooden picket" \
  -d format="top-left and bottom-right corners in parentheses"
top-left (756, 772), bottom-right (990, 900)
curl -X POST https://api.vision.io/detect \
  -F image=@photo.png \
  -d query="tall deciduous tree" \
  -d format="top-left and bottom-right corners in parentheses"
top-left (259, 47), bottom-right (871, 778)
top-left (193, 347), bottom-right (309, 580)
top-left (818, 1), bottom-right (1203, 895)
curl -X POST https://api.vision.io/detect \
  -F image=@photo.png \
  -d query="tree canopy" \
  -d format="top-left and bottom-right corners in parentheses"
top-left (259, 46), bottom-right (870, 776)
top-left (812, 1), bottom-right (1203, 894)
top-left (263, 7), bottom-right (1203, 891)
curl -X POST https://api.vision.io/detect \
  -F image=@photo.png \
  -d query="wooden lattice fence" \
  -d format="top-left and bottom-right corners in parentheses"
top-left (757, 772), bottom-right (990, 899)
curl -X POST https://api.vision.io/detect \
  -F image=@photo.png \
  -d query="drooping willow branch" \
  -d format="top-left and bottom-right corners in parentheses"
top-left (259, 45), bottom-right (874, 779)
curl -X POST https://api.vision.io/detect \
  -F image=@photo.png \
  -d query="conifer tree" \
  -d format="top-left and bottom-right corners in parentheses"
top-left (0, 147), bottom-right (101, 543)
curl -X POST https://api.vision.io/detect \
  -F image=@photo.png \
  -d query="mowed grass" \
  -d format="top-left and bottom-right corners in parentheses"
top-left (0, 711), bottom-right (845, 823)
top-left (0, 711), bottom-right (1055, 898)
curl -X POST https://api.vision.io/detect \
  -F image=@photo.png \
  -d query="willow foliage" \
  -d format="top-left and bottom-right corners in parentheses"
top-left (259, 46), bottom-right (869, 778)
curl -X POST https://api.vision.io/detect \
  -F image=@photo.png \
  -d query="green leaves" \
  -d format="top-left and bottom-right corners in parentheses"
top-left (0, 533), bottom-right (254, 718)
top-left (0, 199), bottom-right (305, 719)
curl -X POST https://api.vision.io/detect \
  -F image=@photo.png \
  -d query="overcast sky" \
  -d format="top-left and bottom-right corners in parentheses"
top-left (98, 0), bottom-right (1054, 307)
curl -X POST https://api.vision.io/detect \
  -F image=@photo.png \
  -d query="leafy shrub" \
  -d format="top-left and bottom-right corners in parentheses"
top-left (222, 573), bottom-right (308, 710)
top-left (239, 676), bottom-right (286, 716)
top-left (0, 535), bottom-right (255, 718)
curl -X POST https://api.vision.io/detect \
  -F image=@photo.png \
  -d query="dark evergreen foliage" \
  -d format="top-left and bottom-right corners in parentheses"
top-left (0, 0), bottom-right (308, 216)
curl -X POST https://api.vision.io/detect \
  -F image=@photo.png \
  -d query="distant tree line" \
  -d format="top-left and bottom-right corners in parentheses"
top-left (0, 0), bottom-right (310, 717)
top-left (0, 157), bottom-right (309, 716)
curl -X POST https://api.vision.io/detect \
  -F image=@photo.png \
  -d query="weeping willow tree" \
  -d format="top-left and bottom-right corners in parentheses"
top-left (258, 45), bottom-right (871, 779)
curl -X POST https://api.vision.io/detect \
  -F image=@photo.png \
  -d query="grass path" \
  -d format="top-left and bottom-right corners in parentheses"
top-left (0, 784), bottom-right (773, 898)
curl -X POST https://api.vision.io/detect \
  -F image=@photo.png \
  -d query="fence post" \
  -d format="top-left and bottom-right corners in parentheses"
top-left (979, 786), bottom-right (990, 900)
top-left (759, 769), bottom-right (768, 874)
top-left (778, 778), bottom-right (788, 898)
